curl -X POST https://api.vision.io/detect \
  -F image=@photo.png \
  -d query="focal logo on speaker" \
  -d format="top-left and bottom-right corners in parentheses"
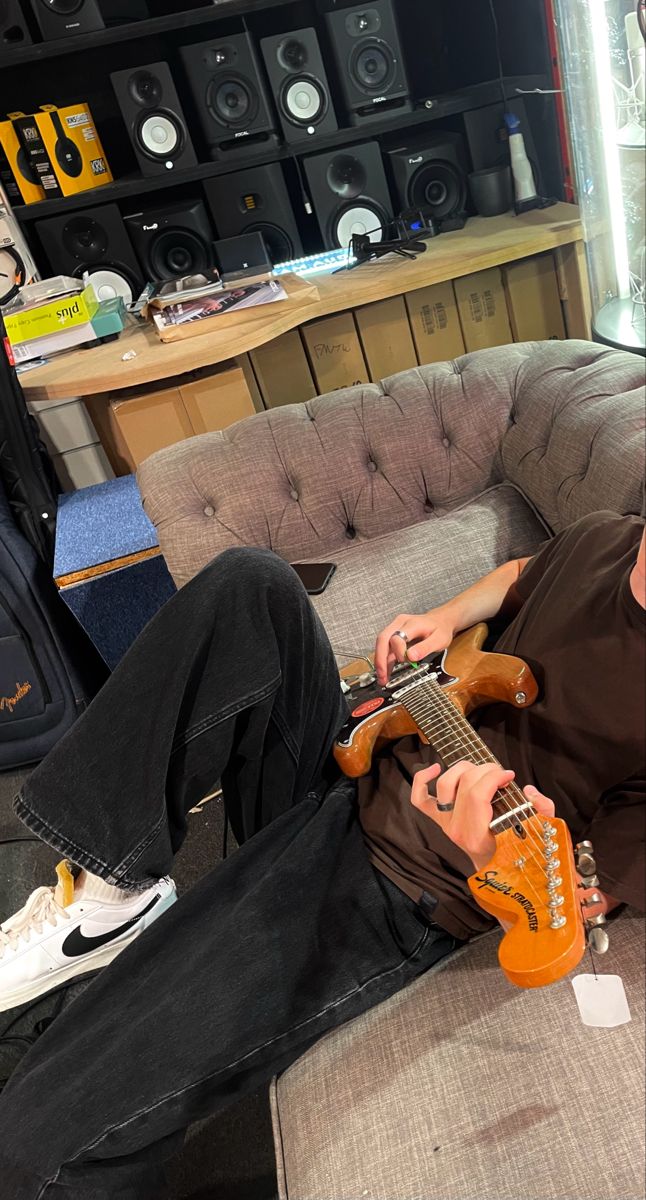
top-left (325, 0), bottom-right (411, 125)
top-left (111, 62), bottom-right (197, 177)
top-left (260, 28), bottom-right (338, 144)
top-left (181, 34), bottom-right (279, 160)
top-left (124, 199), bottom-right (215, 283)
top-left (303, 141), bottom-right (393, 251)
top-left (36, 204), bottom-right (144, 306)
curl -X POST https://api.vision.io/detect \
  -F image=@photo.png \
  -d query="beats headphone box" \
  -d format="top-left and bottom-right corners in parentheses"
top-left (34, 103), bottom-right (113, 197)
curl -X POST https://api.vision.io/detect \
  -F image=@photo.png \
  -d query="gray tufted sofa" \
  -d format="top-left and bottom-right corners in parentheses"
top-left (138, 340), bottom-right (645, 1200)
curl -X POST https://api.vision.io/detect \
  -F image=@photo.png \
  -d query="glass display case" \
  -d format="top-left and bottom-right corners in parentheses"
top-left (554, 0), bottom-right (645, 353)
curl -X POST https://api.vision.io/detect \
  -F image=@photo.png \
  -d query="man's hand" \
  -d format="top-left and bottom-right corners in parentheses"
top-left (410, 760), bottom-right (555, 872)
top-left (374, 607), bottom-right (457, 685)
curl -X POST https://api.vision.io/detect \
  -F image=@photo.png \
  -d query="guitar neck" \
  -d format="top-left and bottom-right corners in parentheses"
top-left (401, 676), bottom-right (528, 825)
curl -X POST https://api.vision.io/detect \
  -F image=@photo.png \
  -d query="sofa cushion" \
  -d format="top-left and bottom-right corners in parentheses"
top-left (501, 341), bottom-right (645, 532)
top-left (306, 483), bottom-right (549, 657)
top-left (137, 342), bottom-right (544, 588)
top-left (271, 908), bottom-right (645, 1200)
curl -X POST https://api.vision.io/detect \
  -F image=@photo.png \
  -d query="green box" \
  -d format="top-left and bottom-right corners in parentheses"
top-left (4, 285), bottom-right (98, 346)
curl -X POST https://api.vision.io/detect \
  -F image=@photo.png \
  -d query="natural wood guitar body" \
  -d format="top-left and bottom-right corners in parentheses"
top-left (335, 623), bottom-right (538, 778)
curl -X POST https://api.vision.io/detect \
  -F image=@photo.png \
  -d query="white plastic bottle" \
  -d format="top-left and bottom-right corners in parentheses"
top-left (504, 112), bottom-right (538, 203)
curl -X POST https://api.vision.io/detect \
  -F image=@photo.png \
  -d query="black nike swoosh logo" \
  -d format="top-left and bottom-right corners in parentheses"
top-left (61, 895), bottom-right (162, 958)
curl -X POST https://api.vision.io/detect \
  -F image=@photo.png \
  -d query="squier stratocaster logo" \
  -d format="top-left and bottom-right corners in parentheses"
top-left (475, 869), bottom-right (539, 931)
top-left (0, 681), bottom-right (32, 714)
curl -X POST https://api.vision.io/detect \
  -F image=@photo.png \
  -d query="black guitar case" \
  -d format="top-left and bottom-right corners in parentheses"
top-left (0, 316), bottom-right (58, 566)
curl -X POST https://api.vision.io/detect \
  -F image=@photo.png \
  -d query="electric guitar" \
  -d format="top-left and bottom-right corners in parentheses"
top-left (335, 623), bottom-right (587, 989)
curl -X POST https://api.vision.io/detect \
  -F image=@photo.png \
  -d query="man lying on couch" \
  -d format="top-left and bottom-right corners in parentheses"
top-left (0, 509), bottom-right (644, 1199)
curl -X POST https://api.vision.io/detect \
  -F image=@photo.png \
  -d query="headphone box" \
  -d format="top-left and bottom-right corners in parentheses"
top-left (34, 103), bottom-right (113, 197)
top-left (8, 112), bottom-right (63, 199)
top-left (0, 120), bottom-right (45, 204)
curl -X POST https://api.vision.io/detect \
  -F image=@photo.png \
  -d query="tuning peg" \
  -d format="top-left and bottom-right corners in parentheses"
top-left (577, 874), bottom-right (600, 890)
top-left (581, 892), bottom-right (603, 907)
top-left (584, 910), bottom-right (609, 953)
top-left (575, 840), bottom-right (597, 876)
top-left (587, 925), bottom-right (610, 954)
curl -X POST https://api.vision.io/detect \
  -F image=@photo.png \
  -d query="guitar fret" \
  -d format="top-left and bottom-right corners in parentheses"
top-left (397, 677), bottom-right (524, 822)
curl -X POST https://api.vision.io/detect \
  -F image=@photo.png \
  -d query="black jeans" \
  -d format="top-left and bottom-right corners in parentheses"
top-left (0, 549), bottom-right (457, 1199)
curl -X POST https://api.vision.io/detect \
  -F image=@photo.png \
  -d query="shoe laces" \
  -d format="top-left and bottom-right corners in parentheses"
top-left (0, 886), bottom-right (70, 959)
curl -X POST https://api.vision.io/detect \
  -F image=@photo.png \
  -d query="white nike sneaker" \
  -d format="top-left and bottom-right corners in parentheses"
top-left (0, 861), bottom-right (176, 1013)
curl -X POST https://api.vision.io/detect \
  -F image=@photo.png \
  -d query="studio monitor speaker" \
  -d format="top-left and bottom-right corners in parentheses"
top-left (124, 198), bottom-right (214, 282)
top-left (303, 141), bottom-right (392, 251)
top-left (1, 0), bottom-right (32, 46)
top-left (36, 203), bottom-right (143, 306)
top-left (325, 0), bottom-right (411, 125)
top-left (110, 61), bottom-right (197, 177)
top-left (28, 0), bottom-right (104, 40)
top-left (260, 28), bottom-right (337, 144)
top-left (385, 132), bottom-right (469, 223)
top-left (180, 33), bottom-right (278, 160)
top-left (204, 163), bottom-right (303, 265)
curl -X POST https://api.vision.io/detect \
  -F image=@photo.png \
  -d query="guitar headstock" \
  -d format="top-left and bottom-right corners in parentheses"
top-left (468, 816), bottom-right (586, 988)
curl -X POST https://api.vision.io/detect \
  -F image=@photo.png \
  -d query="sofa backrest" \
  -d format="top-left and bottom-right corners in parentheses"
top-left (138, 340), bottom-right (645, 588)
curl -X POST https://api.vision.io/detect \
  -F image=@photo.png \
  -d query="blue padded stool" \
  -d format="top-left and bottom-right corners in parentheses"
top-left (54, 475), bottom-right (177, 670)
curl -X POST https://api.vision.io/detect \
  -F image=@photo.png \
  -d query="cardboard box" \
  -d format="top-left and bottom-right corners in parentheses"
top-left (503, 253), bottom-right (566, 341)
top-left (250, 331), bottom-right (317, 408)
top-left (87, 363), bottom-right (256, 473)
top-left (354, 295), bottom-right (418, 381)
top-left (8, 112), bottom-right (63, 198)
top-left (301, 312), bottom-right (369, 393)
top-left (405, 281), bottom-right (466, 364)
top-left (0, 120), bottom-right (45, 204)
top-left (454, 267), bottom-right (513, 352)
top-left (35, 104), bottom-right (113, 197)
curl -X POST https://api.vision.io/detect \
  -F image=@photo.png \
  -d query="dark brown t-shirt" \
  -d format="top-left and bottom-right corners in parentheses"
top-left (358, 511), bottom-right (646, 940)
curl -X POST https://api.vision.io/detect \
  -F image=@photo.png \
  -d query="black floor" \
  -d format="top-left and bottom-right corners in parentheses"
top-left (0, 769), bottom-right (278, 1200)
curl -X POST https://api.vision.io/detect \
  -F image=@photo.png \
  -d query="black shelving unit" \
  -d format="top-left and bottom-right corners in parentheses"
top-left (1, 0), bottom-right (565, 277)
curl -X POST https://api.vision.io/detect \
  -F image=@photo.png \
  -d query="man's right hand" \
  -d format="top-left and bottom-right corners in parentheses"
top-left (374, 607), bottom-right (457, 685)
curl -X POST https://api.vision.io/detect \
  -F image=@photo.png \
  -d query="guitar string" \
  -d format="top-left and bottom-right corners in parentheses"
top-left (400, 677), bottom-right (554, 904)
top-left (401, 686), bottom-right (554, 920)
top-left (405, 680), bottom-right (553, 882)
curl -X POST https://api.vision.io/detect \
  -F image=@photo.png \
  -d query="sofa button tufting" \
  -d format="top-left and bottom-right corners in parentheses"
top-left (424, 501), bottom-right (434, 513)
top-left (203, 505), bottom-right (215, 517)
top-left (442, 437), bottom-right (451, 449)
top-left (290, 489), bottom-right (299, 501)
top-left (368, 460), bottom-right (378, 472)
top-left (346, 525), bottom-right (356, 539)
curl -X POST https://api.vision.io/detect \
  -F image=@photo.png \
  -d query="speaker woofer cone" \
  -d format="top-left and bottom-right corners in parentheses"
top-left (138, 111), bottom-right (183, 160)
top-left (351, 40), bottom-right (395, 93)
top-left (208, 76), bottom-right (258, 128)
top-left (334, 203), bottom-right (386, 249)
top-left (150, 230), bottom-right (209, 280)
top-left (282, 77), bottom-right (326, 125)
top-left (83, 267), bottom-right (136, 306)
top-left (409, 161), bottom-right (465, 220)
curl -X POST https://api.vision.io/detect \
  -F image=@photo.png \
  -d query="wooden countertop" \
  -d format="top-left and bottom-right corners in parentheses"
top-left (20, 202), bottom-right (583, 402)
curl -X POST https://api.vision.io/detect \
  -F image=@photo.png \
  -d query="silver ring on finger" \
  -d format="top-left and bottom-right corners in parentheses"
top-left (436, 801), bottom-right (455, 813)
top-left (395, 630), bottom-right (409, 642)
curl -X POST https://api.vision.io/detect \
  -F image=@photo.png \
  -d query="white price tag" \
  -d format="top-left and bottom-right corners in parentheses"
top-left (572, 974), bottom-right (631, 1027)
